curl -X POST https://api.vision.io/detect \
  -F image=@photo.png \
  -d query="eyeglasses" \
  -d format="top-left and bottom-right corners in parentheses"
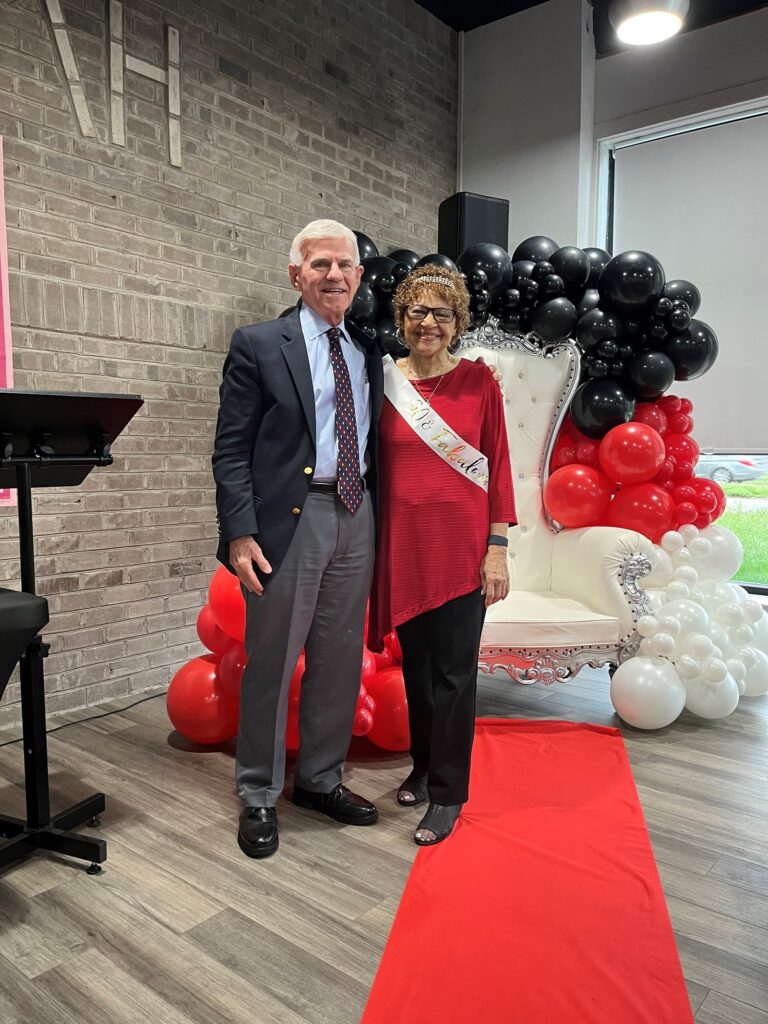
top-left (405, 305), bottom-right (457, 324)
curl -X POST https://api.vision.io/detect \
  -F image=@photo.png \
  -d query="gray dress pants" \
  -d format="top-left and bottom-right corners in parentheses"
top-left (235, 489), bottom-right (375, 807)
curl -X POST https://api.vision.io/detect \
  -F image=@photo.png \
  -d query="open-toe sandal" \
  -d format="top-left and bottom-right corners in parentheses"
top-left (396, 771), bottom-right (429, 807)
top-left (414, 802), bottom-right (462, 845)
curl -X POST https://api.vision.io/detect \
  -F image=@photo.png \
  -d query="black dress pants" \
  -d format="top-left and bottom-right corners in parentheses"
top-left (395, 588), bottom-right (486, 805)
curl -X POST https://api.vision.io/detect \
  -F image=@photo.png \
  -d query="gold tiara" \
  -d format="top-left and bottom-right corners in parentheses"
top-left (416, 274), bottom-right (455, 288)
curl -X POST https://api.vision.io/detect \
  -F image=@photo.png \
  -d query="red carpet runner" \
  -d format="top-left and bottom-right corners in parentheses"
top-left (361, 719), bottom-right (693, 1024)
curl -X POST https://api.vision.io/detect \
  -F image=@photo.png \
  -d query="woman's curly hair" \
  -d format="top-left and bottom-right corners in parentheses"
top-left (393, 264), bottom-right (471, 343)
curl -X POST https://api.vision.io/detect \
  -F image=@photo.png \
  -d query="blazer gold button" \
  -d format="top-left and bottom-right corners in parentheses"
top-left (292, 507), bottom-right (301, 515)
top-left (304, 467), bottom-right (313, 475)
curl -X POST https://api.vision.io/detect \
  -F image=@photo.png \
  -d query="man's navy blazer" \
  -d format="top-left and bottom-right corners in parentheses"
top-left (212, 307), bottom-right (384, 580)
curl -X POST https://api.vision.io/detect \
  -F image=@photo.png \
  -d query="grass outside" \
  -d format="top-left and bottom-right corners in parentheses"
top-left (722, 477), bottom-right (768, 499)
top-left (719, 507), bottom-right (768, 586)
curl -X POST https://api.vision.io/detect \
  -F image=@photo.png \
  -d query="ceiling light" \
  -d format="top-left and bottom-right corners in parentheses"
top-left (609, 0), bottom-right (690, 46)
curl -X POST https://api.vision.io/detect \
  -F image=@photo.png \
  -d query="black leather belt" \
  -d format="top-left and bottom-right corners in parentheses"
top-left (309, 478), bottom-right (368, 493)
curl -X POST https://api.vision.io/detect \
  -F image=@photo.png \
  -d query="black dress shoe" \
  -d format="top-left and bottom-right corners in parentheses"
top-left (238, 806), bottom-right (279, 858)
top-left (292, 783), bottom-right (378, 825)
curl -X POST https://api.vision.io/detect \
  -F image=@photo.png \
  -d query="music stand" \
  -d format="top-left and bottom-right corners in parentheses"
top-left (0, 388), bottom-right (143, 874)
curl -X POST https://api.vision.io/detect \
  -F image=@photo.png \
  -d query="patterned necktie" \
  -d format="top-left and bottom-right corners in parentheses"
top-left (327, 327), bottom-right (363, 515)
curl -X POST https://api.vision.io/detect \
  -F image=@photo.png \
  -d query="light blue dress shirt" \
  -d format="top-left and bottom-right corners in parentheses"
top-left (300, 304), bottom-right (371, 481)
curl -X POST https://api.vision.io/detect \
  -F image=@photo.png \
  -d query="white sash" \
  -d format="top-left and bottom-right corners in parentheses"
top-left (382, 354), bottom-right (489, 492)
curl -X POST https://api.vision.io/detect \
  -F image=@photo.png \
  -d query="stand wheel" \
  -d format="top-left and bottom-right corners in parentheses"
top-left (86, 862), bottom-right (103, 875)
top-left (87, 816), bottom-right (101, 828)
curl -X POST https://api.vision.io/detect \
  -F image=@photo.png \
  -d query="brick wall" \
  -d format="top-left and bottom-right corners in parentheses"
top-left (0, 0), bottom-right (457, 726)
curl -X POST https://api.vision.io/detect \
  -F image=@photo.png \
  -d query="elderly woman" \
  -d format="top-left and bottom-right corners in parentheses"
top-left (368, 265), bottom-right (516, 845)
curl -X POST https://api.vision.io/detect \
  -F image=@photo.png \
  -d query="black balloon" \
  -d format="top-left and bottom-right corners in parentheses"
top-left (376, 317), bottom-right (401, 356)
top-left (502, 311), bottom-right (521, 332)
top-left (666, 319), bottom-right (718, 380)
top-left (354, 232), bottom-right (379, 261)
top-left (571, 379), bottom-right (636, 439)
top-left (587, 358), bottom-right (609, 378)
top-left (540, 274), bottom-right (565, 299)
top-left (512, 235), bottom-right (559, 263)
top-left (549, 247), bottom-right (590, 292)
top-left (653, 297), bottom-right (674, 319)
top-left (597, 340), bottom-right (618, 360)
top-left (414, 253), bottom-right (458, 272)
top-left (347, 282), bottom-right (378, 322)
top-left (583, 247), bottom-right (611, 287)
top-left (598, 251), bottom-right (665, 317)
top-left (649, 318), bottom-right (669, 342)
top-left (502, 288), bottom-right (521, 310)
top-left (625, 351), bottom-right (675, 400)
top-left (375, 272), bottom-right (395, 296)
top-left (361, 255), bottom-right (396, 290)
top-left (576, 308), bottom-right (619, 350)
top-left (663, 279), bottom-right (701, 316)
top-left (609, 360), bottom-right (625, 377)
top-left (531, 297), bottom-right (577, 343)
top-left (391, 261), bottom-right (412, 286)
top-left (387, 248), bottom-right (419, 269)
top-left (517, 278), bottom-right (539, 303)
top-left (669, 306), bottom-right (691, 331)
top-left (466, 268), bottom-right (489, 293)
top-left (457, 243), bottom-right (513, 297)
top-left (512, 260), bottom-right (536, 285)
top-left (619, 344), bottom-right (634, 360)
top-left (357, 320), bottom-right (378, 342)
top-left (578, 289), bottom-right (601, 316)
top-left (473, 288), bottom-right (492, 313)
top-left (531, 261), bottom-right (555, 283)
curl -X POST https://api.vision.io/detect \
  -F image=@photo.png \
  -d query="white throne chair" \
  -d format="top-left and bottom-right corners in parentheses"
top-left (458, 317), bottom-right (655, 685)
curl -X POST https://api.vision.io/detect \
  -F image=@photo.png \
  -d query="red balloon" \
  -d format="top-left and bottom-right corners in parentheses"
top-left (695, 512), bottom-right (714, 529)
top-left (607, 483), bottom-right (676, 543)
top-left (598, 422), bottom-right (665, 485)
top-left (667, 413), bottom-right (692, 434)
top-left (671, 459), bottom-right (694, 483)
top-left (658, 395), bottom-right (682, 415)
top-left (285, 654), bottom-right (305, 752)
top-left (664, 432), bottom-right (700, 466)
top-left (167, 655), bottom-right (239, 745)
top-left (675, 501), bottom-right (698, 526)
top-left (360, 648), bottom-right (377, 686)
top-left (544, 464), bottom-right (614, 527)
top-left (196, 604), bottom-right (235, 655)
top-left (373, 646), bottom-right (394, 672)
top-left (352, 707), bottom-right (374, 737)
top-left (633, 403), bottom-right (668, 435)
top-left (551, 444), bottom-right (577, 469)
top-left (366, 668), bottom-right (410, 751)
top-left (672, 484), bottom-right (696, 503)
top-left (679, 397), bottom-right (693, 415)
top-left (652, 458), bottom-right (675, 484)
top-left (576, 440), bottom-right (599, 466)
top-left (385, 631), bottom-right (402, 664)
top-left (687, 477), bottom-right (726, 519)
top-left (208, 566), bottom-right (246, 643)
top-left (219, 643), bottom-right (247, 696)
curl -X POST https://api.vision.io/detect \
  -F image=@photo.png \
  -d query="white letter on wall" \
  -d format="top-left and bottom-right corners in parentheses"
top-left (43, 0), bottom-right (97, 138)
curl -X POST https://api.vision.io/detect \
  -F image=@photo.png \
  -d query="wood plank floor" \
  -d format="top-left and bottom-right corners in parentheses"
top-left (1, 668), bottom-right (767, 1024)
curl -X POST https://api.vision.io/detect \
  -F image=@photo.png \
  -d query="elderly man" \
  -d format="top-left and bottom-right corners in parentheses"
top-left (213, 219), bottom-right (382, 858)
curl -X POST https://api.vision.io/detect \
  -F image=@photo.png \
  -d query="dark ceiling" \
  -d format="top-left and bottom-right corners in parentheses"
top-left (415, 0), bottom-right (768, 55)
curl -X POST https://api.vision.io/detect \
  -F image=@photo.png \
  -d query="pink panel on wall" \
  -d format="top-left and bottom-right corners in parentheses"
top-left (0, 137), bottom-right (15, 506)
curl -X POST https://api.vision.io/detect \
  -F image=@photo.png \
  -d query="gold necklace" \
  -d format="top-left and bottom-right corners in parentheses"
top-left (408, 355), bottom-right (455, 407)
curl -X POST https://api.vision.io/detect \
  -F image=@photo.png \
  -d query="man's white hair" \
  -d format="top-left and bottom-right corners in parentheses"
top-left (289, 219), bottom-right (360, 266)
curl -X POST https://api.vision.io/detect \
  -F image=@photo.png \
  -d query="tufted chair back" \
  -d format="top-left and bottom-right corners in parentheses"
top-left (459, 329), bottom-right (580, 592)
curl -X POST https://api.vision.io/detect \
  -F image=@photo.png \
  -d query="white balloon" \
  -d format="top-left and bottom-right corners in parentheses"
top-left (610, 657), bottom-right (686, 730)
top-left (661, 531), bottom-right (685, 554)
top-left (661, 599), bottom-right (711, 637)
top-left (742, 600), bottom-right (765, 625)
top-left (740, 647), bottom-right (757, 670)
top-left (683, 634), bottom-right (715, 659)
top-left (711, 645), bottom-right (723, 660)
top-left (678, 524), bottom-right (699, 544)
top-left (687, 537), bottom-right (711, 558)
top-left (637, 615), bottom-right (659, 638)
top-left (696, 525), bottom-right (744, 582)
top-left (673, 549), bottom-right (694, 566)
top-left (676, 655), bottom-right (701, 680)
top-left (715, 603), bottom-right (745, 628)
top-left (752, 611), bottom-right (768, 655)
top-left (737, 678), bottom-right (746, 695)
top-left (742, 648), bottom-right (768, 697)
top-left (673, 566), bottom-right (699, 586)
top-left (684, 674), bottom-right (740, 719)
top-left (727, 584), bottom-right (750, 603)
top-left (726, 658), bottom-right (746, 681)
top-left (665, 581), bottom-right (691, 601)
top-left (708, 622), bottom-right (732, 655)
top-left (701, 657), bottom-right (728, 682)
top-left (656, 615), bottom-right (682, 637)
top-left (731, 625), bottom-right (756, 646)
top-left (643, 548), bottom-right (674, 589)
top-left (638, 638), bottom-right (656, 656)
top-left (696, 580), bottom-right (739, 610)
top-left (650, 632), bottom-right (676, 657)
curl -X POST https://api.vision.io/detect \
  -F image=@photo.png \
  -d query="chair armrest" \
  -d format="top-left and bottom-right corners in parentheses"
top-left (550, 527), bottom-right (655, 640)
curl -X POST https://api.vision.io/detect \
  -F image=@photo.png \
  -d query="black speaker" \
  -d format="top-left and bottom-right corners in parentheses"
top-left (438, 192), bottom-right (509, 262)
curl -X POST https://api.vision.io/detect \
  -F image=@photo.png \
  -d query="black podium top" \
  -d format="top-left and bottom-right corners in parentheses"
top-left (0, 389), bottom-right (144, 488)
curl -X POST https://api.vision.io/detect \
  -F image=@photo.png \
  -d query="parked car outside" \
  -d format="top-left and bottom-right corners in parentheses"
top-left (695, 454), bottom-right (768, 484)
